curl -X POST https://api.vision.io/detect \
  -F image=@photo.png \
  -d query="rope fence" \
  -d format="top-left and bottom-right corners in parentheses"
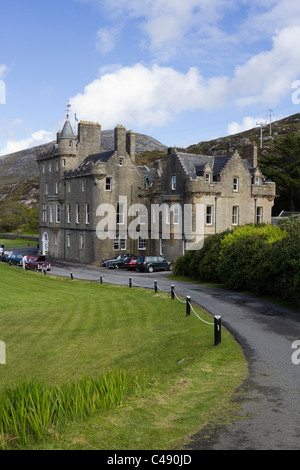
top-left (8, 260), bottom-right (222, 346)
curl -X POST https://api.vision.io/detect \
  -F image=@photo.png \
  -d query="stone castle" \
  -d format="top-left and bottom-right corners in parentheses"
top-left (37, 114), bottom-right (276, 264)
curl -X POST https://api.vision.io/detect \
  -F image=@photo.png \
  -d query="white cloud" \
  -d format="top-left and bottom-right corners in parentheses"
top-left (96, 25), bottom-right (122, 54)
top-left (0, 64), bottom-right (8, 79)
top-left (69, 25), bottom-right (300, 130)
top-left (70, 64), bottom-right (230, 129)
top-left (227, 116), bottom-right (266, 135)
top-left (0, 130), bottom-right (55, 157)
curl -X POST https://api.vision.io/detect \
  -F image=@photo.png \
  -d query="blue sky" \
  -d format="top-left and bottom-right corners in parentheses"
top-left (1, 0), bottom-right (300, 156)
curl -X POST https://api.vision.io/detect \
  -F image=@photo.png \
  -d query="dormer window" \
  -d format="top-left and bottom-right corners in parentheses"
top-left (205, 173), bottom-right (211, 183)
top-left (69, 141), bottom-right (72, 148)
top-left (254, 176), bottom-right (260, 185)
top-left (171, 176), bottom-right (176, 190)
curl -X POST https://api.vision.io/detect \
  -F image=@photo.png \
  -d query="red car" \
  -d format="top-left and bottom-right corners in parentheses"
top-left (26, 255), bottom-right (51, 271)
top-left (124, 258), bottom-right (137, 270)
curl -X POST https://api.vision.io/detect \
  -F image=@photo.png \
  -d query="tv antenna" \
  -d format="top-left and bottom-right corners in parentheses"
top-left (256, 121), bottom-right (267, 149)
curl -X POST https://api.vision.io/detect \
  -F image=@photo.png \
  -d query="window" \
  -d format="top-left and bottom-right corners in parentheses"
top-left (85, 203), bottom-right (90, 224)
top-left (49, 204), bottom-right (53, 223)
top-left (206, 205), bottom-right (214, 225)
top-left (232, 206), bottom-right (239, 225)
top-left (67, 234), bottom-right (71, 248)
top-left (62, 159), bottom-right (66, 168)
top-left (48, 162), bottom-right (51, 172)
top-left (55, 232), bottom-right (59, 246)
top-left (117, 203), bottom-right (124, 225)
top-left (138, 236), bottom-right (147, 250)
top-left (119, 158), bottom-right (124, 166)
top-left (69, 140), bottom-right (72, 149)
top-left (42, 204), bottom-right (47, 223)
top-left (171, 176), bottom-right (176, 190)
top-left (80, 234), bottom-right (85, 249)
top-left (42, 163), bottom-right (45, 173)
top-left (67, 204), bottom-right (71, 224)
top-left (139, 206), bottom-right (147, 225)
top-left (233, 177), bottom-right (239, 191)
top-left (45, 182), bottom-right (48, 195)
top-left (166, 205), bottom-right (170, 225)
top-left (67, 181), bottom-right (71, 193)
top-left (76, 204), bottom-right (80, 224)
top-left (114, 237), bottom-right (120, 251)
top-left (56, 160), bottom-right (59, 171)
top-left (56, 204), bottom-right (61, 223)
top-left (81, 179), bottom-right (85, 192)
top-left (254, 176), bottom-right (260, 185)
top-left (173, 205), bottom-right (180, 225)
top-left (205, 173), bottom-right (211, 183)
top-left (256, 207), bottom-right (263, 223)
top-left (55, 181), bottom-right (59, 195)
top-left (106, 177), bottom-right (112, 191)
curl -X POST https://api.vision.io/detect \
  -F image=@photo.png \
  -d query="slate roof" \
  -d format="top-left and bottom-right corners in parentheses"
top-left (77, 150), bottom-right (115, 168)
top-left (59, 120), bottom-right (75, 139)
top-left (177, 152), bottom-right (231, 180)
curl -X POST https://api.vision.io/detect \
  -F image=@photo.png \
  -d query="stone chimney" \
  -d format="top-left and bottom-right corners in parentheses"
top-left (242, 141), bottom-right (258, 168)
top-left (114, 125), bottom-right (126, 156)
top-left (126, 130), bottom-right (136, 162)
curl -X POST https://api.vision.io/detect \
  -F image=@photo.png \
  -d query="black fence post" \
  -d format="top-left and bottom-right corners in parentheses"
top-left (186, 296), bottom-right (191, 316)
top-left (70, 272), bottom-right (73, 280)
top-left (154, 280), bottom-right (157, 293)
top-left (43, 268), bottom-right (46, 276)
top-left (171, 285), bottom-right (175, 300)
top-left (100, 275), bottom-right (103, 284)
top-left (214, 315), bottom-right (221, 346)
top-left (129, 277), bottom-right (132, 288)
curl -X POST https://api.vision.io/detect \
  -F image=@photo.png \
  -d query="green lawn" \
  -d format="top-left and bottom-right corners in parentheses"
top-left (0, 237), bottom-right (38, 249)
top-left (0, 263), bottom-right (248, 450)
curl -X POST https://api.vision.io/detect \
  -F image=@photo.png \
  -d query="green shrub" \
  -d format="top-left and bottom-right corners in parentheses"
top-left (217, 234), bottom-right (267, 290)
top-left (219, 224), bottom-right (286, 259)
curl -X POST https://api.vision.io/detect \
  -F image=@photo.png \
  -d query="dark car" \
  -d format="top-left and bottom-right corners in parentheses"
top-left (108, 255), bottom-right (137, 269)
top-left (101, 253), bottom-right (135, 267)
top-left (27, 255), bottom-right (51, 271)
top-left (136, 256), bottom-right (172, 273)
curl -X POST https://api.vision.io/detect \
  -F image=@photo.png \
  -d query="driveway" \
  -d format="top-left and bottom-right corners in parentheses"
top-left (47, 260), bottom-right (300, 449)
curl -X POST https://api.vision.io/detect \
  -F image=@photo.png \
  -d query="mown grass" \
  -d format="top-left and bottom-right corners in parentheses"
top-left (0, 263), bottom-right (248, 450)
top-left (0, 237), bottom-right (37, 249)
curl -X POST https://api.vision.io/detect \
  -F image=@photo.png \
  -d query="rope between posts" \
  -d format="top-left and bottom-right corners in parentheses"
top-left (188, 300), bottom-right (214, 325)
top-left (173, 290), bottom-right (186, 303)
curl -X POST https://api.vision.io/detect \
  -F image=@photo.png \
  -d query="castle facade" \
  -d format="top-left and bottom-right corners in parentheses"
top-left (37, 117), bottom-right (276, 264)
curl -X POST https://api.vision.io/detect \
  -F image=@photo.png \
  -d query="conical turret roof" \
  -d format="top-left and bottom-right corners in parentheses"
top-left (59, 119), bottom-right (75, 139)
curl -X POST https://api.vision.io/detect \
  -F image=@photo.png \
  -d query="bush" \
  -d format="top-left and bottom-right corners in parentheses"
top-left (217, 234), bottom-right (267, 290)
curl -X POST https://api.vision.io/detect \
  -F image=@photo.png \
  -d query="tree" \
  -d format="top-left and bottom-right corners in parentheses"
top-left (259, 134), bottom-right (300, 214)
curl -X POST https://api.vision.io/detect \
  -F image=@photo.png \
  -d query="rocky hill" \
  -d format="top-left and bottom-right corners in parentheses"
top-left (187, 113), bottom-right (300, 156)
top-left (0, 113), bottom-right (299, 213)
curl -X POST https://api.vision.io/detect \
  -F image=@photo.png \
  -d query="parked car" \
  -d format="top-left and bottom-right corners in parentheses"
top-left (26, 255), bottom-right (51, 271)
top-left (108, 255), bottom-right (137, 269)
top-left (101, 253), bottom-right (135, 267)
top-left (124, 257), bottom-right (137, 270)
top-left (135, 256), bottom-right (172, 273)
top-left (7, 253), bottom-right (23, 267)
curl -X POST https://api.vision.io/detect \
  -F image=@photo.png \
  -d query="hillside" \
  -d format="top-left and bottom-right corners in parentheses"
top-left (187, 113), bottom-right (300, 156)
top-left (0, 112), bottom-right (299, 223)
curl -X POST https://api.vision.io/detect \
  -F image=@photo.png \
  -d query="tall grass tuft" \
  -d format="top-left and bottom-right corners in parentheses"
top-left (0, 371), bottom-right (138, 449)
